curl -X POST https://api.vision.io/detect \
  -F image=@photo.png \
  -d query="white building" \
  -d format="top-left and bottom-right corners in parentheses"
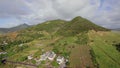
top-left (56, 56), bottom-right (65, 64)
top-left (19, 44), bottom-right (23, 47)
top-left (28, 55), bottom-right (33, 60)
top-left (48, 51), bottom-right (56, 61)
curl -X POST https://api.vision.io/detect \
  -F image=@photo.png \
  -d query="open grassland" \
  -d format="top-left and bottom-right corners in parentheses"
top-left (88, 31), bottom-right (120, 68)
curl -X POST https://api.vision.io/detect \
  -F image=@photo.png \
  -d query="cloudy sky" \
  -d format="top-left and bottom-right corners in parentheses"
top-left (0, 0), bottom-right (120, 29)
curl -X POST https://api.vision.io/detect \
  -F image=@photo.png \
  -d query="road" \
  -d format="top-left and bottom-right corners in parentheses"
top-left (3, 60), bottom-right (38, 68)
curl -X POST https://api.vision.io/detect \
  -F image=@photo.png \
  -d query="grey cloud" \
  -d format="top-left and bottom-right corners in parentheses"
top-left (91, 0), bottom-right (120, 28)
top-left (0, 0), bottom-right (31, 18)
top-left (0, 0), bottom-right (120, 29)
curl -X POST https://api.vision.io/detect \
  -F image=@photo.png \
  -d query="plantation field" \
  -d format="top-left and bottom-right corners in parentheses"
top-left (88, 31), bottom-right (120, 68)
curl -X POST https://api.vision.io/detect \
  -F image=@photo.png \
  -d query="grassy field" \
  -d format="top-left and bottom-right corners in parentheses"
top-left (88, 30), bottom-right (120, 68)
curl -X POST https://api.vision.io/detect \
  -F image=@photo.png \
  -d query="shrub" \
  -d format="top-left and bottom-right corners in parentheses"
top-left (16, 56), bottom-right (27, 62)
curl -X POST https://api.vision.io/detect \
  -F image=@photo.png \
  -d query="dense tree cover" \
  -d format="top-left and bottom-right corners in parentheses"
top-left (0, 54), bottom-right (7, 65)
top-left (52, 47), bottom-right (60, 54)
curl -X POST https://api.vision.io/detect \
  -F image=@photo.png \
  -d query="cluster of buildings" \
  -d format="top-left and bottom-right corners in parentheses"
top-left (27, 51), bottom-right (67, 65)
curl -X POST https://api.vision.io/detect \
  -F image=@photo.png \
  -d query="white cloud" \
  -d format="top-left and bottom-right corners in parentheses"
top-left (21, 0), bottom-right (101, 24)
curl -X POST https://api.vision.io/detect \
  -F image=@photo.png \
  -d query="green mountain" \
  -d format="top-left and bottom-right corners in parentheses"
top-left (57, 16), bottom-right (109, 36)
top-left (0, 16), bottom-right (120, 68)
top-left (14, 16), bottom-right (109, 43)
top-left (0, 16), bottom-right (110, 54)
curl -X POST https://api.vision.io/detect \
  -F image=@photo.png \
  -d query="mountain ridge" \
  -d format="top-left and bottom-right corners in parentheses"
top-left (112, 28), bottom-right (120, 31)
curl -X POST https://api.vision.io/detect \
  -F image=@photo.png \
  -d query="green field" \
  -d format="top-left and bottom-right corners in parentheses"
top-left (88, 31), bottom-right (120, 68)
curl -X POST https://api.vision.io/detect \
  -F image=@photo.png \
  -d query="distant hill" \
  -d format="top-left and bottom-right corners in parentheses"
top-left (112, 28), bottom-right (120, 31)
top-left (0, 23), bottom-right (30, 33)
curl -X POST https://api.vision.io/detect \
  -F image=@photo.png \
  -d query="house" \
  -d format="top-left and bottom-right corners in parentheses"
top-left (56, 56), bottom-right (65, 64)
top-left (28, 55), bottom-right (33, 60)
top-left (48, 51), bottom-right (56, 61)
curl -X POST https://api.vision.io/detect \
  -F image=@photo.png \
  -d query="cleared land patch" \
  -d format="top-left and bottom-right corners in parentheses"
top-left (70, 45), bottom-right (94, 68)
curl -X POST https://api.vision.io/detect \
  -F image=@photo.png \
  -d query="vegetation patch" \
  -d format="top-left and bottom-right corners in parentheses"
top-left (90, 49), bottom-right (99, 68)
top-left (113, 43), bottom-right (120, 52)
